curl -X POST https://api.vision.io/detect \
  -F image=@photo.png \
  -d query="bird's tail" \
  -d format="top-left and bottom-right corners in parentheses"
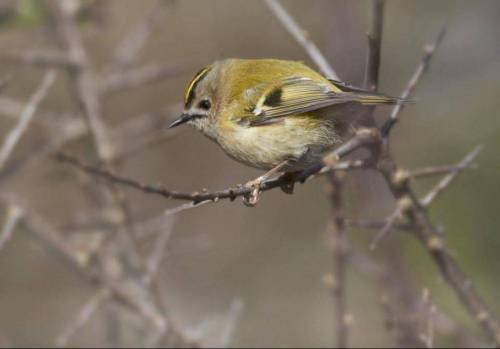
top-left (354, 92), bottom-right (413, 105)
top-left (328, 79), bottom-right (413, 106)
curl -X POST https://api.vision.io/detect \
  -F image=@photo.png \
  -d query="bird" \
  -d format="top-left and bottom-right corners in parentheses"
top-left (169, 58), bottom-right (405, 205)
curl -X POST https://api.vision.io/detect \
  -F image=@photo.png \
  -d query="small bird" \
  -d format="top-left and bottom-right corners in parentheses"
top-left (169, 59), bottom-right (404, 205)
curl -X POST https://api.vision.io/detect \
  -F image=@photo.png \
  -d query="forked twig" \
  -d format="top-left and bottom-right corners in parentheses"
top-left (420, 145), bottom-right (482, 207)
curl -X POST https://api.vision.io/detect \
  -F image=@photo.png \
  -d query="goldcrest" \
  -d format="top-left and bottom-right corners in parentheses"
top-left (169, 59), bottom-right (404, 204)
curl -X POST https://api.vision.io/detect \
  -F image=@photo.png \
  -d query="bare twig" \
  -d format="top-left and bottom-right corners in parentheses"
top-left (350, 249), bottom-right (486, 347)
top-left (369, 200), bottom-right (408, 250)
top-left (0, 204), bottom-right (23, 250)
top-left (0, 70), bottom-right (56, 171)
top-left (55, 129), bottom-right (378, 206)
top-left (421, 145), bottom-right (482, 207)
top-left (379, 125), bottom-right (500, 346)
top-left (111, 0), bottom-right (164, 71)
top-left (364, 0), bottom-right (385, 91)
top-left (143, 217), bottom-right (175, 287)
top-left (56, 289), bottom-right (112, 347)
top-left (381, 27), bottom-right (446, 137)
top-left (327, 2), bottom-right (386, 345)
top-left (346, 218), bottom-right (413, 232)
top-left (263, 0), bottom-right (339, 79)
top-left (419, 289), bottom-right (436, 349)
top-left (53, 0), bottom-right (114, 160)
top-left (99, 63), bottom-right (189, 96)
top-left (0, 50), bottom-right (75, 69)
top-left (328, 172), bottom-right (351, 348)
top-left (0, 76), bottom-right (9, 91)
top-left (371, 146), bottom-right (482, 249)
top-left (0, 193), bottom-right (197, 346)
top-left (406, 163), bottom-right (477, 179)
top-left (217, 299), bottom-right (245, 348)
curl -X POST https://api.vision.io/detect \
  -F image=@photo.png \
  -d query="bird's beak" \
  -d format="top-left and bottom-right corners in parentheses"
top-left (168, 113), bottom-right (192, 129)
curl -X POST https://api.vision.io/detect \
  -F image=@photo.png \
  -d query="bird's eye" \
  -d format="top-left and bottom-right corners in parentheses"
top-left (198, 99), bottom-right (211, 110)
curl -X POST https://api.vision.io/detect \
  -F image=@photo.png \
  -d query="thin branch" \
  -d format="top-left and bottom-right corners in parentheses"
top-left (0, 50), bottom-right (76, 69)
top-left (217, 299), bottom-right (245, 348)
top-left (350, 250), bottom-right (486, 347)
top-left (143, 217), bottom-right (175, 287)
top-left (263, 0), bottom-right (339, 79)
top-left (419, 289), bottom-right (436, 349)
top-left (53, 0), bottom-right (114, 160)
top-left (370, 146), bottom-right (482, 249)
top-left (0, 70), bottom-right (57, 170)
top-left (111, 0), bottom-right (164, 71)
top-left (55, 129), bottom-right (379, 206)
top-left (364, 0), bottom-right (385, 91)
top-left (328, 173), bottom-right (351, 348)
top-left (381, 27), bottom-right (446, 137)
top-left (0, 76), bottom-right (10, 91)
top-left (420, 145), bottom-right (482, 207)
top-left (369, 200), bottom-right (408, 250)
top-left (0, 204), bottom-right (23, 250)
top-left (346, 218), bottom-right (413, 232)
top-left (406, 163), bottom-right (477, 179)
top-left (0, 193), bottom-right (197, 346)
top-left (99, 63), bottom-right (189, 96)
top-left (56, 288), bottom-right (111, 347)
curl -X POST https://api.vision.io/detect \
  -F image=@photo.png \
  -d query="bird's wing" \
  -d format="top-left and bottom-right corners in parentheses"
top-left (241, 77), bottom-right (404, 127)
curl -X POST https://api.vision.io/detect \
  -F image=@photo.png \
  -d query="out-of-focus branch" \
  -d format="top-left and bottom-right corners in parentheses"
top-left (111, 0), bottom-right (164, 71)
top-left (327, 172), bottom-right (351, 348)
top-left (0, 50), bottom-right (76, 69)
top-left (0, 70), bottom-right (56, 171)
top-left (0, 192), bottom-right (198, 347)
top-left (404, 163), bottom-right (477, 179)
top-left (420, 145), bottom-right (482, 207)
top-left (53, 0), bottom-right (114, 161)
top-left (0, 76), bottom-right (10, 91)
top-left (99, 63), bottom-right (189, 96)
top-left (56, 289), bottom-right (112, 347)
top-left (263, 0), bottom-right (339, 80)
top-left (0, 204), bottom-right (23, 251)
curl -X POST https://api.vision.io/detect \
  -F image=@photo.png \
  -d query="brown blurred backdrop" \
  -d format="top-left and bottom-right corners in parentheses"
top-left (0, 0), bottom-right (499, 347)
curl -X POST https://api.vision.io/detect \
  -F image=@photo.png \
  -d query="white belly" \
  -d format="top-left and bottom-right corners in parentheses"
top-left (217, 117), bottom-right (341, 170)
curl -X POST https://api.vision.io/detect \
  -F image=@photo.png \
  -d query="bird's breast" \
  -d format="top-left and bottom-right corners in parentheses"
top-left (216, 116), bottom-right (341, 170)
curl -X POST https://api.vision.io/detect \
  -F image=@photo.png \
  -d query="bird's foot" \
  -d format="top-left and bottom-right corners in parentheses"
top-left (243, 176), bottom-right (266, 207)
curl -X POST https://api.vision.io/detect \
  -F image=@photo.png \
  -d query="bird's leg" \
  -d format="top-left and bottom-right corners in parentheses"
top-left (243, 160), bottom-right (292, 206)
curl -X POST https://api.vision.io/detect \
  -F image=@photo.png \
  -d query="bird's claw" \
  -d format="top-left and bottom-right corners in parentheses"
top-left (243, 177), bottom-right (264, 207)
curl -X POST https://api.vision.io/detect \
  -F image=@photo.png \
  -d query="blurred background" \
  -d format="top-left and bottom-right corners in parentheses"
top-left (0, 0), bottom-right (499, 347)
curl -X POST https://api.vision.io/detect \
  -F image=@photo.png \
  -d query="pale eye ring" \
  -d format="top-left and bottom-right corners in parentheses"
top-left (198, 99), bottom-right (211, 110)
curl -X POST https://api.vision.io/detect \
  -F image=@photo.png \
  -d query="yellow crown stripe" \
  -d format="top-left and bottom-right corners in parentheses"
top-left (184, 65), bottom-right (213, 105)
